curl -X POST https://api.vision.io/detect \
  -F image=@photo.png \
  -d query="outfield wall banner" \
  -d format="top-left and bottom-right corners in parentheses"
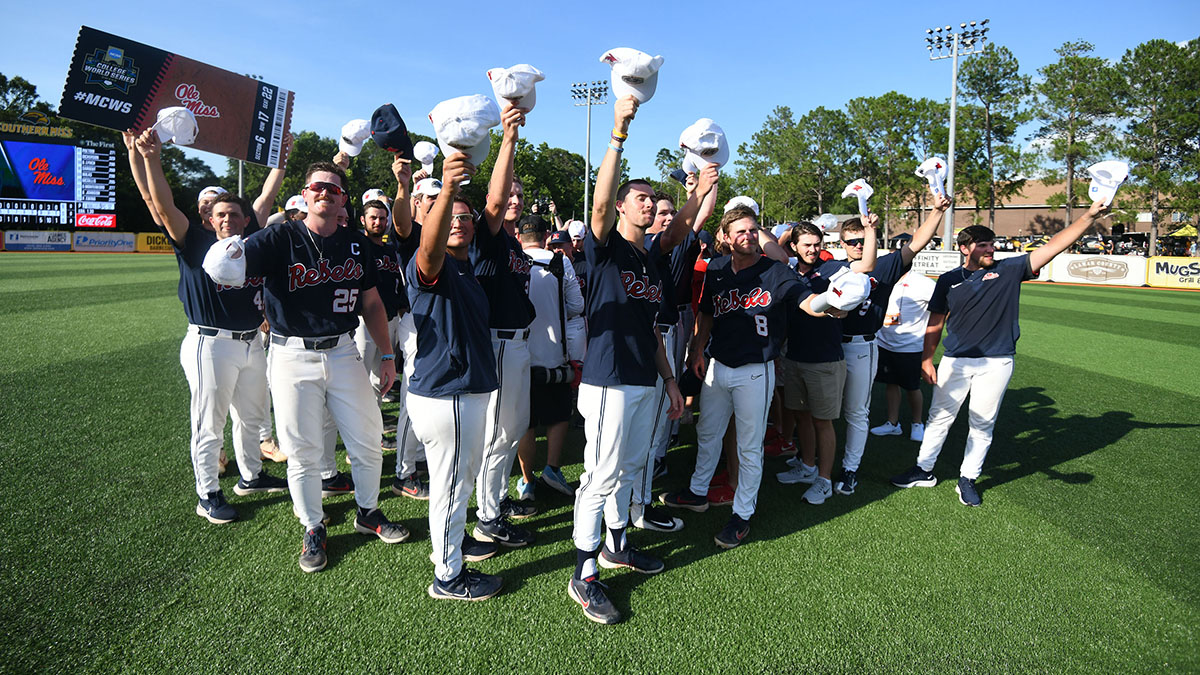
top-left (912, 250), bottom-right (963, 277)
top-left (73, 231), bottom-right (135, 252)
top-left (4, 230), bottom-right (72, 251)
top-left (1048, 254), bottom-right (1146, 286)
top-left (137, 232), bottom-right (174, 253)
top-left (1146, 257), bottom-right (1200, 289)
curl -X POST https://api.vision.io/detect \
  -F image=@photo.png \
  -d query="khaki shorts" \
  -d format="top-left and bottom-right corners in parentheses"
top-left (781, 358), bottom-right (846, 420)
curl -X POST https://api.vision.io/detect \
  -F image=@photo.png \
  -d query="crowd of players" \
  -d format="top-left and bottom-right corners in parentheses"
top-left (124, 67), bottom-right (1110, 625)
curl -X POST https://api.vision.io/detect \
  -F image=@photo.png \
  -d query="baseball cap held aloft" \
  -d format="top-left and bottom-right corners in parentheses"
top-left (413, 141), bottom-right (439, 175)
top-left (428, 95), bottom-right (501, 168)
top-left (600, 48), bottom-right (665, 103)
top-left (339, 119), bottom-right (371, 157)
top-left (1087, 160), bottom-right (1129, 207)
top-left (680, 118), bottom-right (729, 175)
top-left (370, 104), bottom-right (415, 161)
top-left (488, 64), bottom-right (545, 111)
top-left (153, 106), bottom-right (198, 146)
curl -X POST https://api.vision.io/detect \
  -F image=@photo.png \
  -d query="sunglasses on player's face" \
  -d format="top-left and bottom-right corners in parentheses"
top-left (843, 238), bottom-right (865, 247)
top-left (304, 181), bottom-right (346, 197)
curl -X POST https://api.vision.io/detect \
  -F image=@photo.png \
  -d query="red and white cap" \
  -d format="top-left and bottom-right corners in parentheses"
top-left (680, 118), bottom-right (729, 174)
top-left (285, 195), bottom-right (308, 213)
top-left (414, 177), bottom-right (443, 197)
top-left (339, 119), bottom-right (371, 156)
top-left (361, 188), bottom-right (388, 205)
top-left (487, 64), bottom-right (544, 112)
top-left (600, 48), bottom-right (664, 103)
top-left (428, 95), bottom-right (501, 167)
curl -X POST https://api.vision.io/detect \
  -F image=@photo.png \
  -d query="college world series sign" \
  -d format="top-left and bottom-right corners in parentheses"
top-left (58, 27), bottom-right (293, 168)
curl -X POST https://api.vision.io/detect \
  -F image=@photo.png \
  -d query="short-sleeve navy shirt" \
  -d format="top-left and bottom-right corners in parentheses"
top-left (699, 255), bottom-right (810, 367)
top-left (581, 230), bottom-right (665, 387)
top-left (841, 251), bottom-right (910, 337)
top-left (166, 224), bottom-right (264, 331)
top-left (366, 237), bottom-right (406, 319)
top-left (785, 259), bottom-right (849, 363)
top-left (929, 254), bottom-right (1035, 358)
top-left (471, 218), bottom-right (535, 330)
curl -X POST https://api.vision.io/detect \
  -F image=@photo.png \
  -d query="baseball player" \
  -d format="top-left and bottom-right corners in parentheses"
top-left (834, 195), bottom-right (950, 495)
top-left (891, 201), bottom-right (1109, 506)
top-left (203, 161), bottom-right (410, 573)
top-left (133, 130), bottom-right (287, 524)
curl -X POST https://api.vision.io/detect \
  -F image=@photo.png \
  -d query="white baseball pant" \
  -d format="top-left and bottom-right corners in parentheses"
top-left (574, 383), bottom-right (657, 551)
top-left (475, 332), bottom-right (531, 523)
top-left (688, 360), bottom-right (774, 520)
top-left (917, 355), bottom-right (1015, 479)
top-left (637, 326), bottom-right (677, 508)
top-left (841, 336), bottom-right (879, 472)
top-left (268, 337), bottom-right (384, 529)
top-left (355, 314), bottom-right (400, 403)
top-left (393, 312), bottom-right (424, 478)
top-left (181, 326), bottom-right (269, 497)
top-left (408, 391), bottom-right (489, 582)
top-left (254, 331), bottom-right (275, 442)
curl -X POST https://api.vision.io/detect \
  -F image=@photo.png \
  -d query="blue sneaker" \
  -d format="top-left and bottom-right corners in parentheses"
top-left (568, 575), bottom-right (621, 624)
top-left (833, 469), bottom-right (858, 496)
top-left (298, 525), bottom-right (327, 573)
top-left (539, 466), bottom-right (575, 496)
top-left (890, 465), bottom-right (937, 488)
top-left (500, 496), bottom-right (537, 520)
top-left (598, 546), bottom-right (665, 574)
top-left (428, 568), bottom-right (503, 601)
top-left (516, 476), bottom-right (536, 502)
top-left (196, 490), bottom-right (236, 524)
top-left (956, 477), bottom-right (982, 506)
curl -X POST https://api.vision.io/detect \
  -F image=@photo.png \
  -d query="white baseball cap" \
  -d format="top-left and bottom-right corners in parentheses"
top-left (814, 213), bottom-right (838, 232)
top-left (414, 177), bottom-right (443, 197)
top-left (567, 220), bottom-right (586, 239)
top-left (153, 106), bottom-right (198, 146)
top-left (827, 268), bottom-right (872, 310)
top-left (600, 48), bottom-right (664, 103)
top-left (428, 95), bottom-right (501, 168)
top-left (197, 185), bottom-right (227, 203)
top-left (1087, 160), bottom-right (1129, 207)
top-left (679, 118), bottom-right (729, 175)
top-left (723, 195), bottom-right (759, 216)
top-left (285, 195), bottom-right (308, 213)
top-left (361, 188), bottom-right (388, 205)
top-left (339, 119), bottom-right (371, 156)
top-left (771, 224), bottom-right (791, 239)
top-left (413, 141), bottom-right (439, 174)
top-left (487, 64), bottom-right (545, 112)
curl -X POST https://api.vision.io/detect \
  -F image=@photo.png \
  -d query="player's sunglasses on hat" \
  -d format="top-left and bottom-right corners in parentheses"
top-left (843, 238), bottom-right (864, 247)
top-left (304, 181), bottom-right (346, 197)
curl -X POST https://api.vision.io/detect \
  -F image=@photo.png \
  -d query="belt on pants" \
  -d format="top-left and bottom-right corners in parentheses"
top-left (492, 328), bottom-right (530, 340)
top-left (842, 334), bottom-right (875, 343)
top-left (196, 326), bottom-right (258, 341)
top-left (270, 331), bottom-right (354, 350)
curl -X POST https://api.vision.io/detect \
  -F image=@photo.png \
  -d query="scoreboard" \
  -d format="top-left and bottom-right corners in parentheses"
top-left (0, 132), bottom-right (117, 228)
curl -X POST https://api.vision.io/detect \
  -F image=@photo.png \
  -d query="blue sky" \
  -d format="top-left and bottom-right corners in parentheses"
top-left (3, 0), bottom-right (1197, 183)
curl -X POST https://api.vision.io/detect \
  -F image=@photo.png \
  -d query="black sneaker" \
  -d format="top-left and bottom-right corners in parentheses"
top-left (321, 471), bottom-right (355, 497)
top-left (714, 514), bottom-right (750, 549)
top-left (354, 508), bottom-right (410, 544)
top-left (427, 568), bottom-right (503, 601)
top-left (500, 496), bottom-right (537, 520)
top-left (568, 575), bottom-right (621, 624)
top-left (598, 546), bottom-right (665, 574)
top-left (890, 465), bottom-right (937, 488)
top-left (391, 474), bottom-right (430, 500)
top-left (473, 517), bottom-right (535, 548)
top-left (652, 457), bottom-right (668, 481)
top-left (195, 490), bottom-right (237, 524)
top-left (833, 469), bottom-right (858, 496)
top-left (233, 470), bottom-right (289, 496)
top-left (415, 460), bottom-right (429, 480)
top-left (381, 435), bottom-right (396, 450)
top-left (956, 476), bottom-right (982, 506)
top-left (659, 489), bottom-right (709, 513)
top-left (462, 535), bottom-right (498, 562)
top-left (633, 504), bottom-right (684, 532)
top-left (299, 525), bottom-right (328, 573)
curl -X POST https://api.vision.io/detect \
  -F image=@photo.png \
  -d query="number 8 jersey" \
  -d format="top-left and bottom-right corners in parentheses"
top-left (699, 256), bottom-right (811, 367)
top-left (242, 220), bottom-right (378, 337)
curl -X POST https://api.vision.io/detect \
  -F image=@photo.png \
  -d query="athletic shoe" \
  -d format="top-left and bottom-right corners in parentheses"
top-left (233, 470), bottom-right (289, 496)
top-left (710, 469), bottom-right (729, 487)
top-left (714, 514), bottom-right (750, 549)
top-left (260, 438), bottom-right (287, 462)
top-left (870, 421), bottom-right (903, 436)
top-left (354, 508), bottom-right (410, 544)
top-left (381, 412), bottom-right (398, 428)
top-left (195, 490), bottom-right (236, 524)
top-left (707, 483), bottom-right (735, 507)
top-left (632, 504), bottom-right (683, 532)
top-left (777, 462), bottom-right (818, 485)
top-left (598, 546), bottom-right (665, 574)
top-left (659, 489), bottom-right (709, 513)
top-left (910, 423), bottom-right (926, 442)
top-left (764, 440), bottom-right (797, 459)
top-left (381, 390), bottom-right (400, 403)
top-left (890, 465), bottom-right (938, 489)
top-left (500, 496), bottom-right (537, 520)
top-left (516, 476), bottom-right (536, 502)
top-left (391, 474), bottom-right (430, 500)
top-left (381, 435), bottom-right (396, 451)
top-left (956, 476), bottom-right (982, 507)
top-left (786, 455), bottom-right (804, 468)
top-left (833, 469), bottom-right (858, 496)
top-left (802, 477), bottom-right (833, 505)
top-left (568, 576), bottom-right (620, 624)
top-left (428, 568), bottom-right (503, 601)
top-left (462, 535), bottom-right (498, 562)
top-left (540, 466), bottom-right (575, 496)
top-left (299, 525), bottom-right (327, 573)
top-left (415, 460), bottom-right (429, 480)
top-left (321, 472), bottom-right (355, 497)
top-left (652, 457), bottom-right (668, 481)
top-left (473, 518), bottom-right (535, 548)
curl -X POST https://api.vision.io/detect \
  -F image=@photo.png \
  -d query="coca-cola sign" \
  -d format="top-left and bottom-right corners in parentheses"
top-left (76, 213), bottom-right (116, 229)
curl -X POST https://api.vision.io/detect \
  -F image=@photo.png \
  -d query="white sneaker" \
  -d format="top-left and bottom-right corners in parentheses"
top-left (870, 421), bottom-right (903, 436)
top-left (910, 423), bottom-right (925, 442)
top-left (786, 455), bottom-right (803, 468)
top-left (777, 462), bottom-right (818, 485)
top-left (802, 477), bottom-right (833, 505)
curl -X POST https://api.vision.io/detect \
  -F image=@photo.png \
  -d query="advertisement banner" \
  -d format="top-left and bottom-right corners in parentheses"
top-left (137, 231), bottom-right (174, 253)
top-left (73, 231), bottom-right (135, 252)
top-left (4, 230), bottom-right (72, 251)
top-left (1047, 254), bottom-right (1147, 286)
top-left (58, 26), bottom-right (293, 167)
top-left (1146, 257), bottom-right (1200, 289)
top-left (76, 213), bottom-right (116, 229)
top-left (911, 250), bottom-right (963, 277)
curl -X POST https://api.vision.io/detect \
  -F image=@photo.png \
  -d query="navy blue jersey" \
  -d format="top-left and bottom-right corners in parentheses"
top-left (668, 230), bottom-right (701, 306)
top-left (471, 217), bottom-right (535, 329)
top-left (582, 230), bottom-right (665, 387)
top-left (647, 233), bottom-right (678, 326)
top-left (366, 237), bottom-right (406, 318)
top-left (930, 254), bottom-right (1034, 358)
top-left (784, 259), bottom-right (849, 363)
top-left (242, 220), bottom-right (377, 337)
top-left (842, 251), bottom-right (909, 337)
top-left (572, 255), bottom-right (589, 298)
top-left (166, 224), bottom-right (264, 330)
top-left (406, 254), bottom-right (498, 397)
top-left (699, 255), bottom-right (811, 367)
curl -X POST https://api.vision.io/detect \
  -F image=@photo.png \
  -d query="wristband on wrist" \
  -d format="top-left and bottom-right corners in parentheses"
top-left (381, 354), bottom-right (396, 362)
top-left (611, 128), bottom-right (628, 141)
top-left (608, 141), bottom-right (624, 153)
top-left (662, 375), bottom-right (675, 383)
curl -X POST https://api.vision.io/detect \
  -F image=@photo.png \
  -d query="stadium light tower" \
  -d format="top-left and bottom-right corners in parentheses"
top-left (571, 80), bottom-right (608, 224)
top-left (925, 19), bottom-right (989, 250)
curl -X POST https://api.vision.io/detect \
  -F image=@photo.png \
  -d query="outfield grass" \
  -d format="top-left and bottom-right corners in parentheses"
top-left (0, 253), bottom-right (1197, 673)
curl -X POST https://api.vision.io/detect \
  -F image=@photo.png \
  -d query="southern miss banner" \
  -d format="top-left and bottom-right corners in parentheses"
top-left (58, 26), bottom-right (293, 168)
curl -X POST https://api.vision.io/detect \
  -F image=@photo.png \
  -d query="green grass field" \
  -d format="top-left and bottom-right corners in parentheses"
top-left (1, 253), bottom-right (1197, 673)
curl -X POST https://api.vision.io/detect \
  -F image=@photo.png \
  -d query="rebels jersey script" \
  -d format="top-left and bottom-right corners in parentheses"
top-left (929, 254), bottom-right (1035, 358)
top-left (242, 220), bottom-right (378, 337)
top-left (785, 259), bottom-right (849, 364)
top-left (582, 230), bottom-right (665, 387)
top-left (699, 256), bottom-right (811, 367)
top-left (406, 254), bottom-right (498, 397)
top-left (841, 251), bottom-right (908, 337)
top-left (471, 216), bottom-right (535, 330)
top-left (366, 237), bottom-right (407, 319)
top-left (166, 224), bottom-right (264, 331)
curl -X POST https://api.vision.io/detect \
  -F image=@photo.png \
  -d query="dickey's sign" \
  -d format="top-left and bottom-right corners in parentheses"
top-left (137, 232), bottom-right (174, 253)
top-left (58, 27), bottom-right (293, 167)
